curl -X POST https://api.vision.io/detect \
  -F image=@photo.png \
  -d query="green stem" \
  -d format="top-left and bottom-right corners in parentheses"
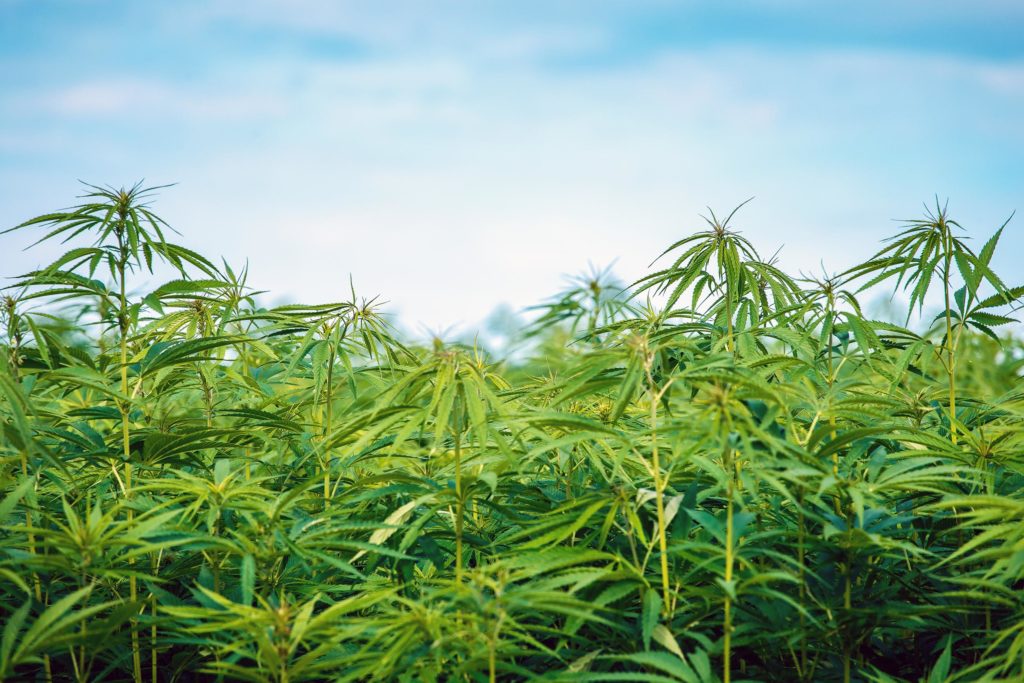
top-left (723, 434), bottom-right (735, 683)
top-left (943, 231), bottom-right (957, 446)
top-left (649, 384), bottom-right (671, 612)
top-left (797, 491), bottom-right (808, 680)
top-left (454, 416), bottom-right (464, 583)
top-left (726, 293), bottom-right (735, 354)
top-left (323, 342), bottom-right (336, 509)
top-left (843, 566), bottom-right (852, 683)
top-left (843, 504), bottom-right (854, 683)
top-left (115, 223), bottom-right (143, 683)
top-left (4, 297), bottom-right (22, 382)
top-left (19, 450), bottom-right (52, 683)
top-left (826, 305), bottom-right (837, 444)
top-left (150, 550), bottom-right (161, 683)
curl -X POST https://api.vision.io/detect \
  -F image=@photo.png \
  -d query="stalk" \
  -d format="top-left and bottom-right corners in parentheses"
top-left (825, 303), bottom-right (837, 444)
top-left (943, 230), bottom-right (957, 445)
top-left (200, 372), bottom-right (214, 428)
top-left (149, 548), bottom-right (163, 683)
top-left (565, 455), bottom-right (573, 505)
top-left (842, 502), bottom-right (854, 683)
top-left (150, 592), bottom-right (159, 683)
top-left (454, 416), bottom-right (464, 584)
top-left (588, 279), bottom-right (600, 339)
top-left (717, 242), bottom-right (735, 354)
top-left (19, 450), bottom-right (53, 683)
top-left (797, 490), bottom-right (808, 680)
top-left (115, 216), bottom-right (143, 683)
top-left (644, 352), bottom-right (672, 612)
top-left (825, 305), bottom-right (842, 521)
top-left (4, 297), bottom-right (22, 382)
top-left (722, 414), bottom-right (736, 683)
top-left (723, 447), bottom-right (734, 683)
top-left (238, 317), bottom-right (254, 482)
top-left (323, 338), bottom-right (337, 508)
top-left (488, 605), bottom-right (506, 683)
top-left (724, 277), bottom-right (735, 354)
top-left (842, 561), bottom-right (852, 683)
top-left (75, 559), bottom-right (91, 682)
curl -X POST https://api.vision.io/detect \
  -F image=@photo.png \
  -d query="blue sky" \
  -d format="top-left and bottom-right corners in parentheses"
top-left (2, 1), bottom-right (1023, 332)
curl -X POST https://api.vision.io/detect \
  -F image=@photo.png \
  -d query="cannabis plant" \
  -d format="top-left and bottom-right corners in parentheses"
top-left (1, 186), bottom-right (1021, 683)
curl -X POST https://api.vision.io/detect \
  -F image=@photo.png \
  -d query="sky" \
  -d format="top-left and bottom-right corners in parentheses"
top-left (1, 1), bottom-right (1023, 335)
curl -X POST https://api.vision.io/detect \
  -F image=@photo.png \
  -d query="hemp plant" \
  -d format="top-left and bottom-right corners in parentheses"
top-left (1, 185), bottom-right (1022, 683)
top-left (847, 200), bottom-right (1018, 443)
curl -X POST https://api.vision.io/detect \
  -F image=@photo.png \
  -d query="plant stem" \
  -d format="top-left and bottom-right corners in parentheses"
top-left (454, 413), bottom-right (464, 584)
top-left (843, 503), bottom-right (854, 683)
top-left (797, 490), bottom-right (808, 680)
top-left (725, 289), bottom-right (735, 354)
top-left (115, 220), bottom-right (143, 683)
top-left (19, 450), bottom-right (52, 683)
top-left (722, 429), bottom-right (735, 683)
top-left (826, 304), bottom-right (837, 443)
top-left (943, 228), bottom-right (957, 446)
top-left (323, 341), bottom-right (336, 509)
top-left (648, 377), bottom-right (671, 612)
top-left (843, 566), bottom-right (852, 683)
top-left (4, 297), bottom-right (22, 382)
top-left (150, 549), bottom-right (162, 683)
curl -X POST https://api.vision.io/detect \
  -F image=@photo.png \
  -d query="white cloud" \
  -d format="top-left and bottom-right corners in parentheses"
top-left (175, 0), bottom-right (611, 60)
top-left (977, 63), bottom-right (1024, 95)
top-left (14, 79), bottom-right (287, 120)
top-left (2, 35), bottom-right (1022, 332)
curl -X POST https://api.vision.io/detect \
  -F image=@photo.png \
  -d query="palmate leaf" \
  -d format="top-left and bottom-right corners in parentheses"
top-left (147, 278), bottom-right (234, 301)
top-left (0, 374), bottom-right (38, 453)
top-left (0, 588), bottom-right (134, 677)
top-left (0, 477), bottom-right (36, 522)
top-left (974, 285), bottom-right (1024, 310)
top-left (612, 651), bottom-right (704, 682)
top-left (513, 498), bottom-right (610, 549)
top-left (968, 311), bottom-right (1016, 327)
top-left (13, 269), bottom-right (113, 303)
top-left (633, 200), bottom-right (767, 317)
top-left (641, 588), bottom-right (662, 651)
top-left (139, 428), bottom-right (254, 464)
top-left (31, 246), bottom-right (109, 278)
top-left (845, 201), bottom-right (977, 321)
top-left (43, 366), bottom-right (130, 400)
top-left (136, 335), bottom-right (244, 375)
top-left (5, 182), bottom-right (178, 270)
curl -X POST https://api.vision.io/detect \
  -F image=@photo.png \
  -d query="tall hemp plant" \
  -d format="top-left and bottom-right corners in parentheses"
top-left (4, 183), bottom-right (216, 683)
top-left (847, 200), bottom-right (1017, 444)
top-left (245, 292), bottom-right (404, 507)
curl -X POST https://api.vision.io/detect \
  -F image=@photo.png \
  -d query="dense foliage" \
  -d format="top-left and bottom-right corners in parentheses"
top-left (1, 185), bottom-right (1022, 682)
